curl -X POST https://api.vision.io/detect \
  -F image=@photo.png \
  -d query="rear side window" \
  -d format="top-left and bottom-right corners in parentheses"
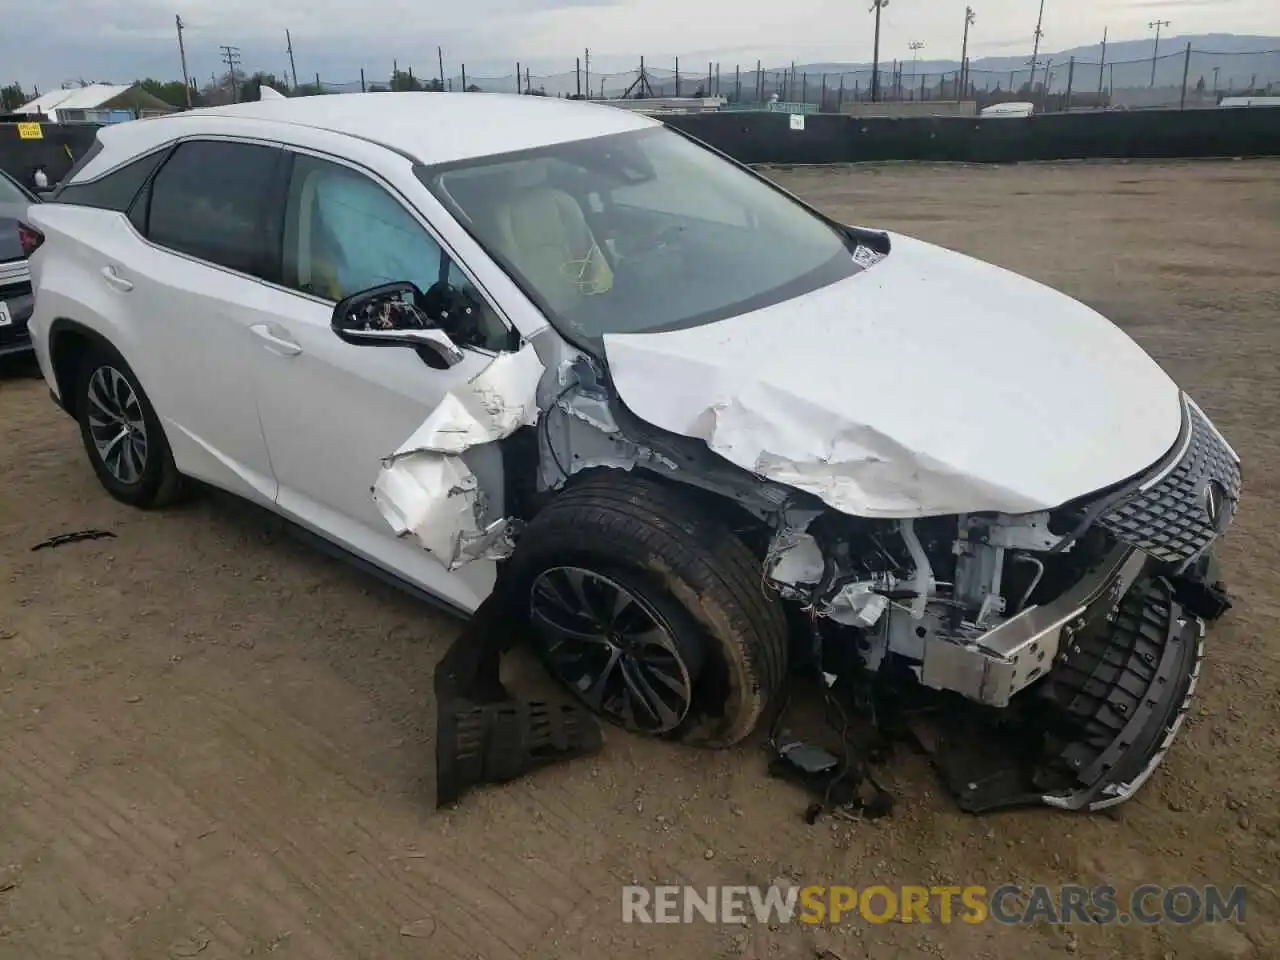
top-left (144, 140), bottom-right (281, 277)
top-left (53, 149), bottom-right (168, 212)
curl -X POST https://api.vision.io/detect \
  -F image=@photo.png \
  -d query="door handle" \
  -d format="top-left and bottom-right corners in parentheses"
top-left (100, 265), bottom-right (133, 292)
top-left (250, 323), bottom-right (302, 357)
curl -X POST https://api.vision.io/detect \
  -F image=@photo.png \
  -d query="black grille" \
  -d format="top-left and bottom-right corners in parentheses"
top-left (1098, 400), bottom-right (1241, 566)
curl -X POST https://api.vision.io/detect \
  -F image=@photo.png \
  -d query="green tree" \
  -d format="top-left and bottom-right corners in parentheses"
top-left (241, 72), bottom-right (292, 101)
top-left (137, 77), bottom-right (200, 108)
top-left (390, 69), bottom-right (424, 92)
top-left (1, 82), bottom-right (30, 112)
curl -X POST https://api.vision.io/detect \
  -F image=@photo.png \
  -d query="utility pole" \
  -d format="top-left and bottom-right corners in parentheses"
top-left (674, 57), bottom-right (680, 97)
top-left (175, 15), bottom-right (192, 107)
top-left (1030, 0), bottom-right (1045, 96)
top-left (870, 0), bottom-right (889, 103)
top-left (960, 7), bottom-right (975, 98)
top-left (286, 29), bottom-right (298, 88)
top-left (1179, 41), bottom-right (1192, 109)
top-left (908, 40), bottom-right (924, 99)
top-left (438, 47), bottom-right (445, 88)
top-left (576, 57), bottom-right (582, 97)
top-left (584, 49), bottom-right (590, 99)
top-left (219, 45), bottom-right (242, 102)
top-left (1149, 20), bottom-right (1171, 87)
top-left (1098, 26), bottom-right (1108, 99)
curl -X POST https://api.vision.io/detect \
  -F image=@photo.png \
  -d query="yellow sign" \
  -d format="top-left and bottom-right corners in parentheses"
top-left (16, 122), bottom-right (44, 140)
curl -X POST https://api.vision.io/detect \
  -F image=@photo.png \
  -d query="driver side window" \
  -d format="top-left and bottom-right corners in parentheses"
top-left (281, 153), bottom-right (513, 350)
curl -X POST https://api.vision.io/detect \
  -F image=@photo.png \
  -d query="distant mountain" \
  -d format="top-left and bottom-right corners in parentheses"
top-left (788, 34), bottom-right (1279, 95)
top-left (462, 33), bottom-right (1278, 100)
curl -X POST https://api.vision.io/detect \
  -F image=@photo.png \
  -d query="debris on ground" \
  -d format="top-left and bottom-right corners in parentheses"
top-left (433, 567), bottom-right (603, 807)
top-left (30, 529), bottom-right (116, 552)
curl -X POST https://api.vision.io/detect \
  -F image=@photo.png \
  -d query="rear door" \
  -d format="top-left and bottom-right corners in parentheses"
top-left (112, 138), bottom-right (285, 503)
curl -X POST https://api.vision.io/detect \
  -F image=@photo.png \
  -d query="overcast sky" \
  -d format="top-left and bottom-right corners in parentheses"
top-left (8, 0), bottom-right (1276, 93)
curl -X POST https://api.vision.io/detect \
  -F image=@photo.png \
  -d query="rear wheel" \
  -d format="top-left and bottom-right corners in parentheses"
top-left (508, 472), bottom-right (789, 747)
top-left (73, 343), bottom-right (184, 509)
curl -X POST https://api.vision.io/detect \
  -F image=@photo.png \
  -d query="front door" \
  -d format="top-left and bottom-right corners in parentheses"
top-left (248, 150), bottom-right (520, 613)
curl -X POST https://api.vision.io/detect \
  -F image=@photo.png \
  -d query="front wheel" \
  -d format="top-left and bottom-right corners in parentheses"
top-left (73, 342), bottom-right (184, 509)
top-left (507, 472), bottom-right (789, 747)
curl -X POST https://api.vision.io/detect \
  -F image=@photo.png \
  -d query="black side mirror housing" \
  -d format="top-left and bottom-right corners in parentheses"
top-left (331, 281), bottom-right (466, 369)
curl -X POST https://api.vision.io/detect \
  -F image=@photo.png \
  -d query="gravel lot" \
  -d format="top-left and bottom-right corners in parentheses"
top-left (1, 159), bottom-right (1277, 960)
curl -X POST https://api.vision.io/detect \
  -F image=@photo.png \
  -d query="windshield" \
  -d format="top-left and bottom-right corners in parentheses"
top-left (0, 172), bottom-right (34, 206)
top-left (418, 127), bottom-right (859, 345)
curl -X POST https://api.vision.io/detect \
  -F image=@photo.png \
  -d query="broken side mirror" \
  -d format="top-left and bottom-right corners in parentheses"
top-left (331, 281), bottom-right (466, 369)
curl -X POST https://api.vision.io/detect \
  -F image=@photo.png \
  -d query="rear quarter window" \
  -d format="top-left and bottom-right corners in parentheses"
top-left (52, 147), bottom-right (169, 212)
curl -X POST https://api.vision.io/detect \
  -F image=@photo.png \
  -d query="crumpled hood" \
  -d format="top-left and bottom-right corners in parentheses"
top-left (603, 232), bottom-right (1183, 518)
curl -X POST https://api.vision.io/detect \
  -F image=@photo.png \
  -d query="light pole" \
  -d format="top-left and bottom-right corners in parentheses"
top-left (908, 41), bottom-right (924, 99)
top-left (1149, 19), bottom-right (1171, 87)
top-left (960, 7), bottom-right (976, 98)
top-left (870, 0), bottom-right (890, 103)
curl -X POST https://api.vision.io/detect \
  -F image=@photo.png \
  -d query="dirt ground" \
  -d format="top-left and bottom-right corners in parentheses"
top-left (1, 159), bottom-right (1277, 960)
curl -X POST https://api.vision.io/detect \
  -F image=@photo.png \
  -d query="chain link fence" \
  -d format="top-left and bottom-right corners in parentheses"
top-left (286, 46), bottom-right (1276, 114)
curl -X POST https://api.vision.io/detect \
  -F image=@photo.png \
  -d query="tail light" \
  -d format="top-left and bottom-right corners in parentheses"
top-left (17, 221), bottom-right (44, 258)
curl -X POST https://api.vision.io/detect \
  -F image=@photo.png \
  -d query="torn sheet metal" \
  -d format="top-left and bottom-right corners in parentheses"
top-left (373, 343), bottom-right (545, 570)
top-left (386, 343), bottom-right (545, 460)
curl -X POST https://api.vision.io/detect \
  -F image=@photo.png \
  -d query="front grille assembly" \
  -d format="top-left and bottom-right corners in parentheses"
top-left (1098, 397), bottom-right (1241, 568)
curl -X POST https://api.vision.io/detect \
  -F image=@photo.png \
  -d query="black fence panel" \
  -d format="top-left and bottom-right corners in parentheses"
top-left (0, 122), bottom-right (102, 190)
top-left (666, 106), bottom-right (1280, 165)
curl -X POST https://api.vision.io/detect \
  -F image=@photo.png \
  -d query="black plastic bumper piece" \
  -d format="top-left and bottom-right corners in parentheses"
top-left (433, 572), bottom-right (603, 808)
top-left (930, 576), bottom-right (1204, 814)
top-left (1031, 576), bottom-right (1203, 811)
top-left (436, 700), bottom-right (604, 807)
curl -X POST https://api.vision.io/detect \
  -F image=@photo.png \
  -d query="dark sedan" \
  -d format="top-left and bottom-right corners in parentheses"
top-left (0, 169), bottom-right (38, 358)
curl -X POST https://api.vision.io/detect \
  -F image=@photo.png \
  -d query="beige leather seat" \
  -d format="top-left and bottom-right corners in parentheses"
top-left (486, 166), bottom-right (613, 316)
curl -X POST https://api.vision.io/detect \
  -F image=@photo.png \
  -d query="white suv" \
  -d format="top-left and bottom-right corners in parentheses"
top-left (24, 93), bottom-right (1239, 811)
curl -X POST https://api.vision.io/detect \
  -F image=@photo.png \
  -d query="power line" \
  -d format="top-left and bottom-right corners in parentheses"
top-left (219, 44), bottom-right (242, 102)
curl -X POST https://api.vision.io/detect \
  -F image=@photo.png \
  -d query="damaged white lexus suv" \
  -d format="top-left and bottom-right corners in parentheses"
top-left (25, 93), bottom-right (1239, 812)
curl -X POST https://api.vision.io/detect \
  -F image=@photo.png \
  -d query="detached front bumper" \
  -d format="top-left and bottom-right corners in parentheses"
top-left (927, 572), bottom-right (1207, 814)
